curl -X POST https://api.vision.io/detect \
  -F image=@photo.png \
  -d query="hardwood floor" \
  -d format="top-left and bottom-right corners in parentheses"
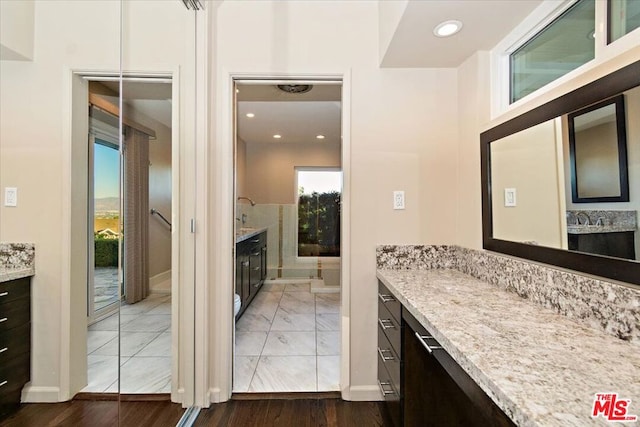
top-left (0, 397), bottom-right (388, 427)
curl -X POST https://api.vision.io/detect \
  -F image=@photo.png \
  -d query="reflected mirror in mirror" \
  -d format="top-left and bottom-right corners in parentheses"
top-left (568, 95), bottom-right (629, 202)
top-left (488, 84), bottom-right (639, 264)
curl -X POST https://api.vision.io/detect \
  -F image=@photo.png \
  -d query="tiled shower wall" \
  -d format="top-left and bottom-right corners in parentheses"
top-left (238, 204), bottom-right (340, 286)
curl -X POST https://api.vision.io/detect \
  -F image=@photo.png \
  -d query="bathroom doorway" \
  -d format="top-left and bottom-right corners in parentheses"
top-left (83, 78), bottom-right (175, 395)
top-left (232, 80), bottom-right (343, 392)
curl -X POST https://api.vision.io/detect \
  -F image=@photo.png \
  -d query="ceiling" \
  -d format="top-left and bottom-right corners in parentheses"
top-left (381, 0), bottom-right (543, 67)
top-left (237, 83), bottom-right (342, 146)
top-left (99, 81), bottom-right (172, 128)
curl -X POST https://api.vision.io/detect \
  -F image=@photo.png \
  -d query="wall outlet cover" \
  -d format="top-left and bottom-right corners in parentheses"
top-left (504, 188), bottom-right (516, 207)
top-left (4, 187), bottom-right (17, 207)
top-left (393, 191), bottom-right (405, 210)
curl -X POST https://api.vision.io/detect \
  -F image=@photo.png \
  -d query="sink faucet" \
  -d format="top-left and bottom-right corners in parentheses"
top-left (595, 217), bottom-right (606, 226)
top-left (237, 196), bottom-right (256, 206)
top-left (575, 212), bottom-right (590, 225)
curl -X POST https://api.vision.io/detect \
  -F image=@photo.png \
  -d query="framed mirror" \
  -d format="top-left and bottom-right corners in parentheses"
top-left (568, 94), bottom-right (629, 203)
top-left (481, 60), bottom-right (640, 287)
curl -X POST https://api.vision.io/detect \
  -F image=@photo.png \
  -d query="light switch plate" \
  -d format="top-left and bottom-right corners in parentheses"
top-left (4, 187), bottom-right (17, 207)
top-left (393, 191), bottom-right (405, 210)
top-left (504, 188), bottom-right (516, 207)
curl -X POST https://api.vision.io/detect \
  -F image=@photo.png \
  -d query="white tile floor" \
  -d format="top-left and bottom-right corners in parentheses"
top-left (83, 294), bottom-right (171, 394)
top-left (234, 282), bottom-right (341, 392)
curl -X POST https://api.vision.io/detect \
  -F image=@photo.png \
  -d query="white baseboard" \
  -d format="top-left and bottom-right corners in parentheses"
top-left (344, 385), bottom-right (382, 401)
top-left (21, 385), bottom-right (62, 403)
top-left (150, 269), bottom-right (171, 294)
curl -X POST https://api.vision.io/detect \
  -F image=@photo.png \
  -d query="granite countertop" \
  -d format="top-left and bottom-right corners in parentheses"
top-left (235, 227), bottom-right (267, 244)
top-left (567, 224), bottom-right (636, 234)
top-left (0, 243), bottom-right (35, 283)
top-left (377, 268), bottom-right (640, 427)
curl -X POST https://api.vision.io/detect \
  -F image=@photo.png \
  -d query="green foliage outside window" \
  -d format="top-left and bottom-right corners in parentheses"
top-left (298, 191), bottom-right (340, 257)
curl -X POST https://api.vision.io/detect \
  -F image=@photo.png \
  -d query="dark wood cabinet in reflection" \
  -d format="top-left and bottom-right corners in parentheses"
top-left (568, 231), bottom-right (635, 260)
top-left (235, 230), bottom-right (267, 320)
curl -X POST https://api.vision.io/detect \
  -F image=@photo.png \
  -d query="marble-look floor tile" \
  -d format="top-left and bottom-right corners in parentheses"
top-left (236, 312), bottom-right (273, 332)
top-left (120, 314), bottom-right (171, 332)
top-left (235, 331), bottom-right (268, 356)
top-left (120, 295), bottom-right (169, 315)
top-left (87, 330), bottom-right (118, 354)
top-left (279, 292), bottom-right (316, 314)
top-left (137, 332), bottom-right (171, 357)
top-left (316, 293), bottom-right (340, 314)
top-left (317, 356), bottom-right (340, 391)
top-left (233, 356), bottom-right (259, 392)
top-left (261, 282), bottom-right (286, 292)
top-left (146, 302), bottom-right (171, 315)
top-left (88, 313), bottom-right (119, 331)
top-left (82, 355), bottom-right (120, 393)
top-left (119, 357), bottom-right (171, 393)
top-left (317, 331), bottom-right (340, 356)
top-left (262, 331), bottom-right (316, 356)
top-left (270, 309), bottom-right (316, 332)
top-left (316, 313), bottom-right (340, 331)
top-left (248, 356), bottom-right (316, 392)
top-left (91, 332), bottom-right (162, 357)
top-left (284, 283), bottom-right (310, 292)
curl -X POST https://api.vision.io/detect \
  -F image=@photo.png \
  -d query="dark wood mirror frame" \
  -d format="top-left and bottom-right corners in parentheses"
top-left (568, 94), bottom-right (629, 203)
top-left (481, 60), bottom-right (640, 287)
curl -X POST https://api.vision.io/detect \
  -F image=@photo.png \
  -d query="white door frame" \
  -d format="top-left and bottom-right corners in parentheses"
top-left (208, 70), bottom-right (351, 402)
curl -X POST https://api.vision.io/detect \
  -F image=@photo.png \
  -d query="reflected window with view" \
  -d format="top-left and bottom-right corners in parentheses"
top-left (609, 0), bottom-right (640, 43)
top-left (296, 169), bottom-right (341, 257)
top-left (511, 0), bottom-right (595, 103)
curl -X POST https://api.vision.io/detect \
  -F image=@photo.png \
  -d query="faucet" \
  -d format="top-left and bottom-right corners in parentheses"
top-left (575, 212), bottom-right (590, 226)
top-left (237, 196), bottom-right (256, 206)
top-left (595, 217), bottom-right (607, 226)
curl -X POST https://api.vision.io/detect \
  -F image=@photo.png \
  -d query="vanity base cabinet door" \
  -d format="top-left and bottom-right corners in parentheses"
top-left (403, 311), bottom-right (515, 427)
top-left (568, 231), bottom-right (635, 260)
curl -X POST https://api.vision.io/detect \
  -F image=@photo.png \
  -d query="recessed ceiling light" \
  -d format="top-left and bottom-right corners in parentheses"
top-left (273, 134), bottom-right (282, 139)
top-left (316, 135), bottom-right (325, 140)
top-left (246, 113), bottom-right (255, 118)
top-left (433, 20), bottom-right (463, 37)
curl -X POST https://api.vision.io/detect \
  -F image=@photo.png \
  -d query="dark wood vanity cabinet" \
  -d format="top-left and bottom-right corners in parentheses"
top-left (568, 231), bottom-right (635, 260)
top-left (377, 280), bottom-right (515, 427)
top-left (0, 277), bottom-right (31, 419)
top-left (235, 231), bottom-right (267, 319)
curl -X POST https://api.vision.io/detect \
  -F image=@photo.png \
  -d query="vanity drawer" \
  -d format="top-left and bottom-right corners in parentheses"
top-left (0, 322), bottom-right (30, 365)
top-left (378, 281), bottom-right (401, 324)
top-left (377, 325), bottom-right (401, 393)
top-left (378, 298), bottom-right (401, 353)
top-left (0, 278), bottom-right (30, 306)
top-left (378, 351), bottom-right (401, 427)
top-left (0, 296), bottom-right (30, 334)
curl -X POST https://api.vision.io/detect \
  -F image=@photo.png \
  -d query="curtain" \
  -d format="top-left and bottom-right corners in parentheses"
top-left (124, 128), bottom-right (150, 304)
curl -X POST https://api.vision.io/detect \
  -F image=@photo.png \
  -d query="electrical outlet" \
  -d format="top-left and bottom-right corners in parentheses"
top-left (393, 191), bottom-right (405, 210)
top-left (504, 188), bottom-right (516, 207)
top-left (4, 187), bottom-right (17, 207)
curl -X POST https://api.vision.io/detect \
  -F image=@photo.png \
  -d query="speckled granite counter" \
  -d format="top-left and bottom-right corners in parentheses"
top-left (377, 268), bottom-right (640, 427)
top-left (235, 226), bottom-right (267, 243)
top-left (0, 243), bottom-right (35, 282)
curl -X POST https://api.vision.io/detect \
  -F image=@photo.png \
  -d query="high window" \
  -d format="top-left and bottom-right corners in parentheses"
top-left (510, 0), bottom-right (595, 103)
top-left (296, 168), bottom-right (342, 257)
top-left (609, 0), bottom-right (640, 43)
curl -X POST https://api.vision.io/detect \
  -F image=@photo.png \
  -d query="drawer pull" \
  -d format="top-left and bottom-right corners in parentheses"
top-left (251, 252), bottom-right (261, 256)
top-left (0, 381), bottom-right (7, 388)
top-left (0, 347), bottom-right (7, 354)
top-left (0, 318), bottom-right (7, 323)
top-left (242, 261), bottom-right (250, 267)
top-left (0, 292), bottom-right (8, 297)
top-left (377, 347), bottom-right (395, 362)
top-left (250, 239), bottom-right (260, 243)
top-left (378, 293), bottom-right (396, 304)
top-left (378, 318), bottom-right (395, 330)
top-left (253, 267), bottom-right (261, 271)
top-left (415, 332), bottom-right (442, 354)
top-left (254, 283), bottom-right (260, 288)
top-left (377, 380), bottom-right (396, 397)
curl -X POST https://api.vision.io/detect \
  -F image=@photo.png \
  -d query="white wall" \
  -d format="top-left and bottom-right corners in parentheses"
top-left (213, 0), bottom-right (459, 400)
top-left (0, 0), bottom-right (34, 61)
top-left (0, 0), bottom-right (196, 402)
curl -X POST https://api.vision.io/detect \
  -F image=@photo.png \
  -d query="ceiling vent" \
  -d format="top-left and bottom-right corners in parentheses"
top-left (276, 84), bottom-right (313, 94)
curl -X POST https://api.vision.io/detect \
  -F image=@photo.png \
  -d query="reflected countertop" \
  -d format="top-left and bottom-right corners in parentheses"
top-left (376, 268), bottom-right (640, 427)
top-left (235, 227), bottom-right (267, 244)
top-left (567, 224), bottom-right (636, 234)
